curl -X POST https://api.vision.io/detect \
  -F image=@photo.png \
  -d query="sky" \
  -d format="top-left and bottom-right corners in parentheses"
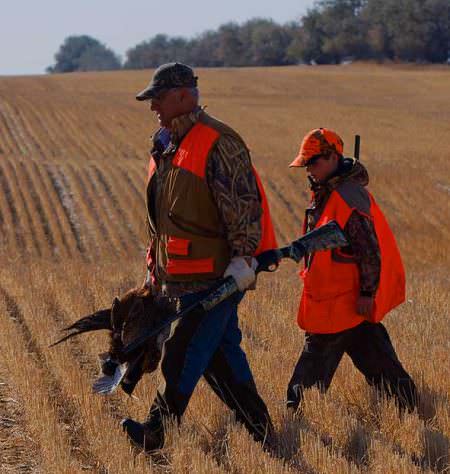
top-left (0, 0), bottom-right (315, 76)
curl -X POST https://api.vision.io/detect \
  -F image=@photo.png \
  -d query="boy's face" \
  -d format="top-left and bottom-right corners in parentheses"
top-left (306, 154), bottom-right (340, 183)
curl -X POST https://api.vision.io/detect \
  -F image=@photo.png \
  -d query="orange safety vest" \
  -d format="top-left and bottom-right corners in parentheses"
top-left (298, 188), bottom-right (405, 334)
top-left (146, 121), bottom-right (277, 281)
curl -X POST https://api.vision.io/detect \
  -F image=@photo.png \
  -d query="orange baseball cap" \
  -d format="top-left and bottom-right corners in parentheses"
top-left (289, 128), bottom-right (344, 167)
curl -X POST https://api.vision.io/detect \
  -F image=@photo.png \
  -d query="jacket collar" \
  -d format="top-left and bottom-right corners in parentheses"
top-left (309, 158), bottom-right (369, 206)
top-left (170, 106), bottom-right (203, 145)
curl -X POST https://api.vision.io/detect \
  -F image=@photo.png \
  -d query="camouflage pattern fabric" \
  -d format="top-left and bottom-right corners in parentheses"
top-left (136, 62), bottom-right (198, 101)
top-left (147, 108), bottom-right (262, 297)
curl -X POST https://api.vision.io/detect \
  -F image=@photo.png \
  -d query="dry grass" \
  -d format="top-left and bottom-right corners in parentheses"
top-left (0, 64), bottom-right (448, 472)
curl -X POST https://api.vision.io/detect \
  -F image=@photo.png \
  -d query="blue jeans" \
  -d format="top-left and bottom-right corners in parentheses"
top-left (144, 290), bottom-right (273, 448)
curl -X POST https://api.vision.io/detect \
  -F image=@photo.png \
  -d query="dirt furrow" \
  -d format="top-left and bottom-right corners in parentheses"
top-left (57, 108), bottom-right (100, 159)
top-left (91, 163), bottom-right (141, 250)
top-left (0, 101), bottom-right (34, 155)
top-left (90, 119), bottom-right (123, 158)
top-left (44, 162), bottom-right (86, 256)
top-left (64, 162), bottom-right (105, 257)
top-left (4, 157), bottom-right (48, 258)
top-left (266, 177), bottom-right (301, 241)
top-left (0, 161), bottom-right (29, 255)
top-left (17, 160), bottom-right (56, 257)
top-left (48, 109), bottom-right (88, 159)
top-left (0, 206), bottom-right (5, 246)
top-left (0, 370), bottom-right (41, 473)
top-left (0, 179), bottom-right (10, 252)
top-left (18, 98), bottom-right (61, 158)
top-left (0, 100), bottom-right (28, 155)
top-left (261, 186), bottom-right (289, 244)
top-left (0, 102), bottom-right (17, 155)
top-left (127, 161), bottom-right (148, 188)
top-left (82, 165), bottom-right (128, 254)
top-left (38, 108), bottom-right (72, 159)
top-left (106, 161), bottom-right (146, 225)
top-left (44, 292), bottom-right (126, 424)
top-left (118, 162), bottom-right (146, 202)
top-left (30, 161), bottom-right (73, 258)
top-left (13, 97), bottom-right (47, 158)
top-left (0, 285), bottom-right (108, 473)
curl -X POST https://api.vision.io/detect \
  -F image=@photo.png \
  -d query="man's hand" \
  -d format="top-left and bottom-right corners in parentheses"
top-left (224, 257), bottom-right (256, 292)
top-left (142, 268), bottom-right (157, 293)
top-left (356, 296), bottom-right (375, 320)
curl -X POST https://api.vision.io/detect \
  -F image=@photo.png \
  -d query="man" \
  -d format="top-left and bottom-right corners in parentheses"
top-left (121, 63), bottom-right (277, 452)
top-left (287, 128), bottom-right (418, 412)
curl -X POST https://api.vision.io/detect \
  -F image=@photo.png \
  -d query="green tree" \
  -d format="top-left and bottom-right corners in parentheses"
top-left (124, 34), bottom-right (193, 69)
top-left (189, 31), bottom-right (222, 66)
top-left (288, 9), bottom-right (325, 63)
top-left (246, 19), bottom-right (294, 66)
top-left (216, 23), bottom-right (245, 66)
top-left (122, 3), bottom-right (449, 69)
top-left (47, 35), bottom-right (120, 73)
top-left (287, 1), bottom-right (368, 64)
top-left (423, 0), bottom-right (450, 62)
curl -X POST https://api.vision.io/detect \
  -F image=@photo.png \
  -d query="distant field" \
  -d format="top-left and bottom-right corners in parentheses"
top-left (0, 65), bottom-right (449, 473)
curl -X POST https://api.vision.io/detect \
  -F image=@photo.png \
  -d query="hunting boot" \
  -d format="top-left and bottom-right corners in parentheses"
top-left (121, 418), bottom-right (164, 453)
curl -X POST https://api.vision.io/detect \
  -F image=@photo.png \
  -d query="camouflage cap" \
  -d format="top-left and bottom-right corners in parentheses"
top-left (289, 128), bottom-right (344, 167)
top-left (136, 62), bottom-right (198, 101)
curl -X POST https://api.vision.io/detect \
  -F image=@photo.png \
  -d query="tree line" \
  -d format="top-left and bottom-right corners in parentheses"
top-left (47, 0), bottom-right (450, 73)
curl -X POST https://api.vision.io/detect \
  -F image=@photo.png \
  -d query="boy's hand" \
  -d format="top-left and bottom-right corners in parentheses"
top-left (356, 296), bottom-right (375, 320)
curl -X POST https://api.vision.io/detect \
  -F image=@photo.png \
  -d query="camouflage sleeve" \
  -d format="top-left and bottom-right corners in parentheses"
top-left (344, 211), bottom-right (381, 297)
top-left (206, 135), bottom-right (262, 258)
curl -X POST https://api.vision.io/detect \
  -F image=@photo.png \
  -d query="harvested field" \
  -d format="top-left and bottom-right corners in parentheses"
top-left (0, 64), bottom-right (449, 473)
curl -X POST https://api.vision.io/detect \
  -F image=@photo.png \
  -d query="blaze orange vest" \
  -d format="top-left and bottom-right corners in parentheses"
top-left (146, 120), bottom-right (277, 282)
top-left (298, 186), bottom-right (405, 334)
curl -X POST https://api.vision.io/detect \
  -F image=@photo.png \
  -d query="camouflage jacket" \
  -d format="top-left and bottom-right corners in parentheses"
top-left (305, 159), bottom-right (381, 297)
top-left (146, 108), bottom-right (262, 296)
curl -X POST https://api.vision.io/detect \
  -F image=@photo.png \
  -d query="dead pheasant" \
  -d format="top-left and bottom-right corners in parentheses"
top-left (51, 286), bottom-right (175, 395)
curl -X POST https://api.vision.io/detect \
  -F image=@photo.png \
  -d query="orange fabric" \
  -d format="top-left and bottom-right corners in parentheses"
top-left (290, 128), bottom-right (344, 168)
top-left (148, 156), bottom-right (157, 181)
top-left (252, 167), bottom-right (278, 255)
top-left (172, 123), bottom-right (220, 178)
top-left (147, 121), bottom-right (277, 276)
top-left (298, 191), bottom-right (405, 334)
top-left (167, 236), bottom-right (191, 256)
top-left (170, 123), bottom-right (277, 256)
top-left (368, 194), bottom-right (406, 322)
top-left (166, 257), bottom-right (214, 275)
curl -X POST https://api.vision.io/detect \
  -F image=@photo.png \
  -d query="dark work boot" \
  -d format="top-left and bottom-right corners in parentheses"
top-left (121, 418), bottom-right (164, 453)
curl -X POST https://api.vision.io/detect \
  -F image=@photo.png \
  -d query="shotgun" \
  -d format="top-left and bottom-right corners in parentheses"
top-left (122, 220), bottom-right (347, 356)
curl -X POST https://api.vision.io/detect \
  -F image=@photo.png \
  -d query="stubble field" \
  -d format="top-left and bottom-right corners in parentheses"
top-left (0, 64), bottom-right (449, 473)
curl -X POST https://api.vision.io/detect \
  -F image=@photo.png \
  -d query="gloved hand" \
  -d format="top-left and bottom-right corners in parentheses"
top-left (223, 257), bottom-right (257, 291)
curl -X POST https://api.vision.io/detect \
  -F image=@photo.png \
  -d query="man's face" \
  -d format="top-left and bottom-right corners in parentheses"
top-left (148, 88), bottom-right (183, 128)
top-left (306, 154), bottom-right (339, 183)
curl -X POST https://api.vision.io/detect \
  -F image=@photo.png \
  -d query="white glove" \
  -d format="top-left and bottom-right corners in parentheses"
top-left (224, 257), bottom-right (257, 291)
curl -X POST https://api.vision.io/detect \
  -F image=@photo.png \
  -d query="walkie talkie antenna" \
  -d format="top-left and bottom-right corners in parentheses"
top-left (354, 135), bottom-right (360, 160)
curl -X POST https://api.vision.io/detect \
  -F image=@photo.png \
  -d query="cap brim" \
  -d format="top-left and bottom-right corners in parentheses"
top-left (136, 86), bottom-right (160, 101)
top-left (289, 155), bottom-right (306, 168)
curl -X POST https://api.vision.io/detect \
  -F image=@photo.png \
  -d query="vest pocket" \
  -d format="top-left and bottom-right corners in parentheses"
top-left (166, 257), bottom-right (214, 275)
top-left (167, 236), bottom-right (191, 256)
